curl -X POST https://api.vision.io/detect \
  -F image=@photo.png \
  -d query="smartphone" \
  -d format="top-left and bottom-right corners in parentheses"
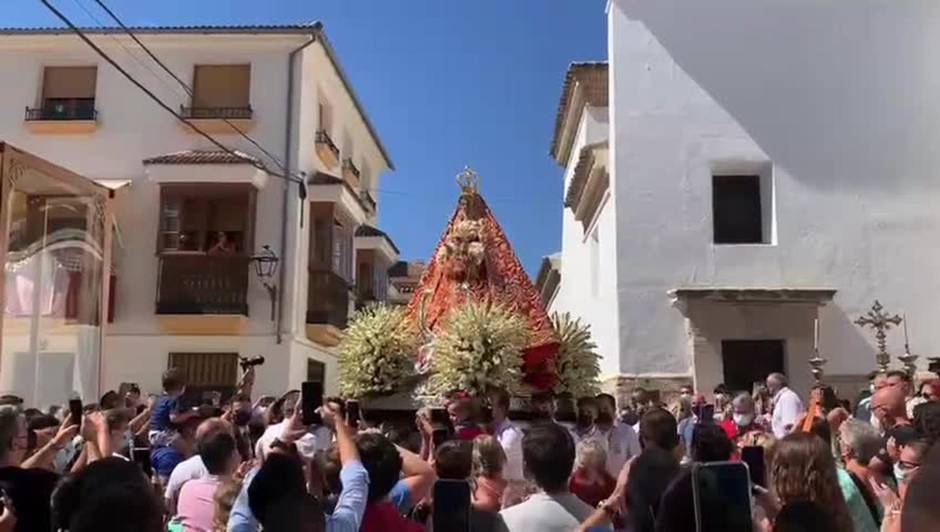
top-left (346, 400), bottom-right (360, 425)
top-left (301, 381), bottom-right (323, 426)
top-left (741, 446), bottom-right (766, 488)
top-left (432, 479), bottom-right (471, 532)
top-left (692, 461), bottom-right (752, 532)
top-left (68, 398), bottom-right (83, 426)
top-left (430, 407), bottom-right (449, 426)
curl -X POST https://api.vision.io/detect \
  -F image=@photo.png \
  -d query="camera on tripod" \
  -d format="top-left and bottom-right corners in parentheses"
top-left (239, 355), bottom-right (265, 371)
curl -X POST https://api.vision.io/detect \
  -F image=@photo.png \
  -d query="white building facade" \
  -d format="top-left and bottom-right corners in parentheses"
top-left (544, 0), bottom-right (940, 400)
top-left (0, 24), bottom-right (397, 405)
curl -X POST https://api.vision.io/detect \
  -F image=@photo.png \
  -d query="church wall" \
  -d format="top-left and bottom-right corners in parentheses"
top-left (608, 0), bottom-right (940, 384)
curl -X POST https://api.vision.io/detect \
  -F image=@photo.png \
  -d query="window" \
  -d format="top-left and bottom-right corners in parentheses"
top-left (307, 359), bottom-right (325, 383)
top-left (360, 160), bottom-right (371, 192)
top-left (39, 66), bottom-right (97, 119)
top-left (309, 203), bottom-right (353, 281)
top-left (192, 65), bottom-right (251, 110)
top-left (712, 175), bottom-right (763, 244)
top-left (342, 129), bottom-right (354, 161)
top-left (589, 228), bottom-right (600, 296)
top-left (158, 184), bottom-right (254, 254)
top-left (168, 352), bottom-right (239, 402)
top-left (318, 99), bottom-right (332, 133)
top-left (332, 221), bottom-right (354, 282)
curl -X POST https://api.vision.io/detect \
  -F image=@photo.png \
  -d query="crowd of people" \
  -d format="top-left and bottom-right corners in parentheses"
top-left (0, 366), bottom-right (939, 531)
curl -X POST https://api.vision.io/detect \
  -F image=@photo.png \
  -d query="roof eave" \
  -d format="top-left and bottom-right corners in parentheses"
top-left (312, 27), bottom-right (395, 171)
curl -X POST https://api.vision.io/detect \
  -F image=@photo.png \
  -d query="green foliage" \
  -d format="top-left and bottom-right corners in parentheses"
top-left (338, 304), bottom-right (418, 397)
top-left (429, 301), bottom-right (529, 396)
top-left (551, 312), bottom-right (601, 397)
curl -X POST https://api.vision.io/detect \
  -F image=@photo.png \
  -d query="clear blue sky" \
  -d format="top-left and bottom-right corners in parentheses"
top-left (3, 0), bottom-right (607, 275)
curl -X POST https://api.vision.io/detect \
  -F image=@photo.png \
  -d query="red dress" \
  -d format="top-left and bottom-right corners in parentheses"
top-left (456, 424), bottom-right (485, 441)
top-left (361, 501), bottom-right (425, 532)
top-left (568, 467), bottom-right (616, 508)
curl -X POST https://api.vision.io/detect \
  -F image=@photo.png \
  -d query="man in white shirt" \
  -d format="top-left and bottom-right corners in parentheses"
top-left (488, 388), bottom-right (525, 506)
top-left (767, 372), bottom-right (804, 438)
top-left (595, 393), bottom-right (642, 478)
top-left (500, 423), bottom-right (612, 532)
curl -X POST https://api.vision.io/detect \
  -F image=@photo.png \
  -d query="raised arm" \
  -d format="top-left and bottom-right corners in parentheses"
top-left (22, 414), bottom-right (78, 470)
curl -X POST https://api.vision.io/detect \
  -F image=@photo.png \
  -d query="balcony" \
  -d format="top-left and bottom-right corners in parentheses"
top-left (360, 189), bottom-right (377, 214)
top-left (342, 158), bottom-right (361, 189)
top-left (156, 255), bottom-right (250, 315)
top-left (179, 105), bottom-right (255, 134)
top-left (306, 270), bottom-right (351, 346)
top-left (24, 98), bottom-right (98, 134)
top-left (315, 130), bottom-right (340, 168)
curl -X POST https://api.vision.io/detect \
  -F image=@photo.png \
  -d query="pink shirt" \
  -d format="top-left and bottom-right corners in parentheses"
top-left (176, 475), bottom-right (222, 532)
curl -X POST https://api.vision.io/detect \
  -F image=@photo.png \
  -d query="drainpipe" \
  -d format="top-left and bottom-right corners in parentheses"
top-left (277, 27), bottom-right (321, 344)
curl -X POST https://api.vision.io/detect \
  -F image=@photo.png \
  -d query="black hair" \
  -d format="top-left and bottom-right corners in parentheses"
top-left (162, 368), bottom-right (186, 392)
top-left (248, 452), bottom-right (307, 524)
top-left (640, 408), bottom-right (679, 450)
top-left (886, 370), bottom-right (912, 384)
top-left (489, 388), bottom-right (511, 411)
top-left (434, 440), bottom-right (473, 480)
top-left (627, 446), bottom-right (679, 532)
top-left (690, 423), bottom-right (734, 463)
top-left (99, 390), bottom-right (122, 410)
top-left (521, 422), bottom-right (575, 492)
top-left (530, 391), bottom-right (555, 405)
top-left (811, 384), bottom-right (840, 412)
top-left (52, 457), bottom-right (162, 532)
top-left (713, 384), bottom-right (729, 395)
top-left (913, 401), bottom-right (940, 444)
top-left (576, 396), bottom-right (598, 410)
top-left (774, 500), bottom-right (834, 532)
top-left (807, 416), bottom-right (832, 448)
top-left (595, 393), bottom-right (617, 410)
top-left (199, 431), bottom-right (236, 475)
top-left (356, 432), bottom-right (403, 502)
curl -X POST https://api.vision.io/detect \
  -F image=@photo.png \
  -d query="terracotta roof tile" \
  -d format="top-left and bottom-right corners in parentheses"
top-left (142, 150), bottom-right (261, 165)
top-left (550, 62), bottom-right (608, 161)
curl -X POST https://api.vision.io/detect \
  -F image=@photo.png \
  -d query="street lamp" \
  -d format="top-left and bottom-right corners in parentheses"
top-left (251, 245), bottom-right (279, 320)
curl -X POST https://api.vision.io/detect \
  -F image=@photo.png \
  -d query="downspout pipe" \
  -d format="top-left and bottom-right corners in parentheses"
top-left (277, 26), bottom-right (321, 344)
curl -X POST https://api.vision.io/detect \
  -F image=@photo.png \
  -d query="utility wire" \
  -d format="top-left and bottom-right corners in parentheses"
top-left (39, 0), bottom-right (303, 184)
top-left (70, 0), bottom-right (189, 100)
top-left (89, 0), bottom-right (291, 174)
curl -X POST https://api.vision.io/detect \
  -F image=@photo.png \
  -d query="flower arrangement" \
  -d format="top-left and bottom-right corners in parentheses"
top-left (338, 304), bottom-right (419, 398)
top-left (428, 300), bottom-right (529, 396)
top-left (551, 312), bottom-right (601, 397)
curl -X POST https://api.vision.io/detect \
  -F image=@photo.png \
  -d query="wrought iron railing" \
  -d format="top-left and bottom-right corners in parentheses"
top-left (307, 269), bottom-right (350, 328)
top-left (315, 130), bottom-right (340, 158)
top-left (180, 106), bottom-right (253, 119)
top-left (25, 98), bottom-right (97, 121)
top-left (156, 255), bottom-right (250, 315)
top-left (360, 190), bottom-right (377, 212)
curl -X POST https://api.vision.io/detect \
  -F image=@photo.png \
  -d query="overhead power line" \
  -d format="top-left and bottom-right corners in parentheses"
top-left (89, 0), bottom-right (290, 174)
top-left (39, 0), bottom-right (303, 185)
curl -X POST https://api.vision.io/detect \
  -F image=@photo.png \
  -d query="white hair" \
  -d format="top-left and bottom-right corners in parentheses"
top-left (576, 439), bottom-right (608, 470)
top-left (840, 419), bottom-right (882, 465)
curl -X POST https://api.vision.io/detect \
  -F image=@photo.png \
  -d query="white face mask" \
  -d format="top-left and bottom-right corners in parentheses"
top-left (894, 463), bottom-right (907, 484)
top-left (733, 413), bottom-right (754, 427)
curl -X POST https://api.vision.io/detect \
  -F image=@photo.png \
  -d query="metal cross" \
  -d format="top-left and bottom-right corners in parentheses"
top-left (854, 300), bottom-right (902, 372)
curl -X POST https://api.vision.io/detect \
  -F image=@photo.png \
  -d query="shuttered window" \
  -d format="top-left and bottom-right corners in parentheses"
top-left (42, 66), bottom-right (97, 100)
top-left (167, 352), bottom-right (239, 399)
top-left (192, 65), bottom-right (251, 108)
